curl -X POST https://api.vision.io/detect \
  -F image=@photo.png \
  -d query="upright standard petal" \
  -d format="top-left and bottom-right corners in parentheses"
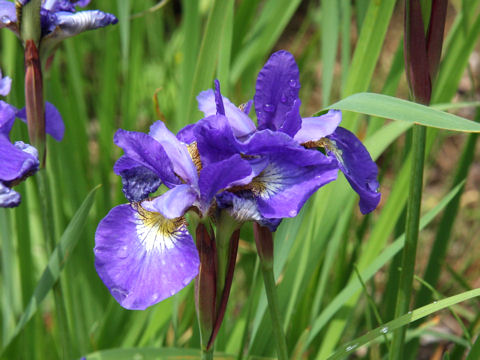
top-left (294, 110), bottom-right (342, 144)
top-left (254, 50), bottom-right (300, 132)
top-left (326, 127), bottom-right (381, 214)
top-left (149, 121), bottom-right (198, 185)
top-left (94, 204), bottom-right (200, 310)
top-left (197, 87), bottom-right (256, 137)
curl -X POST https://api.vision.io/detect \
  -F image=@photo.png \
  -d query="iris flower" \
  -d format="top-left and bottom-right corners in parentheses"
top-left (0, 0), bottom-right (117, 57)
top-left (94, 121), bottom-right (254, 310)
top-left (196, 50), bottom-right (381, 217)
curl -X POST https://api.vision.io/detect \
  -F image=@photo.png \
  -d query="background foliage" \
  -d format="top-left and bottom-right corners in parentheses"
top-left (1, 0), bottom-right (480, 359)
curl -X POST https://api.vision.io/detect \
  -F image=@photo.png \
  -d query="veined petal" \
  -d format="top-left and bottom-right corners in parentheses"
top-left (216, 191), bottom-right (282, 232)
top-left (94, 204), bottom-right (200, 310)
top-left (254, 50), bottom-right (300, 132)
top-left (0, 138), bottom-right (39, 183)
top-left (149, 121), bottom-right (198, 185)
top-left (142, 184), bottom-right (198, 219)
top-left (114, 129), bottom-right (180, 188)
top-left (0, 181), bottom-right (21, 208)
top-left (0, 69), bottom-right (12, 96)
top-left (252, 153), bottom-right (338, 219)
top-left (294, 110), bottom-right (342, 144)
top-left (327, 127), bottom-right (381, 214)
top-left (114, 157), bottom-right (162, 203)
top-left (197, 89), bottom-right (256, 137)
top-left (16, 102), bottom-right (65, 141)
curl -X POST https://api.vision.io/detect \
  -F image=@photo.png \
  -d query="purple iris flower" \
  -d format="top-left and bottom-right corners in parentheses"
top-left (196, 50), bottom-right (381, 215)
top-left (95, 121), bottom-right (254, 310)
top-left (0, 0), bottom-right (117, 55)
top-left (0, 69), bottom-right (64, 207)
top-left (185, 82), bottom-right (338, 232)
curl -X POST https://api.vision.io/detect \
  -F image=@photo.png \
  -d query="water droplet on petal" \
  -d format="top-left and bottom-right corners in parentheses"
top-left (289, 209), bottom-right (297, 217)
top-left (151, 293), bottom-right (158, 302)
top-left (380, 327), bottom-right (389, 334)
top-left (263, 103), bottom-right (275, 113)
top-left (169, 289), bottom-right (177, 296)
top-left (280, 94), bottom-right (287, 103)
top-left (288, 79), bottom-right (297, 88)
top-left (1, 16), bottom-right (11, 24)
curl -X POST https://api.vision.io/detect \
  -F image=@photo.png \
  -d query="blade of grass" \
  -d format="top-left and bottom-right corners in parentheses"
top-left (0, 186), bottom-right (99, 355)
top-left (306, 181), bottom-right (464, 353)
top-left (327, 93), bottom-right (480, 132)
top-left (327, 288), bottom-right (480, 360)
top-left (183, 0), bottom-right (230, 125)
top-left (320, 0), bottom-right (339, 107)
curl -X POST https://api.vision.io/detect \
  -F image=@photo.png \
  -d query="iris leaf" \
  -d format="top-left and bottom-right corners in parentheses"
top-left (327, 92), bottom-right (480, 132)
top-left (0, 185), bottom-right (99, 354)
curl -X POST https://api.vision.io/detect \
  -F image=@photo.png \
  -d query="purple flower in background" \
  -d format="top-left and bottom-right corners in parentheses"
top-left (0, 71), bottom-right (39, 207)
top-left (197, 51), bottom-right (381, 215)
top-left (0, 69), bottom-right (64, 207)
top-left (0, 0), bottom-right (117, 57)
top-left (95, 121), bottom-right (253, 310)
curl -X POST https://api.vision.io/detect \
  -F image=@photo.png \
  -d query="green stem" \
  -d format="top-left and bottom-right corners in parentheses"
top-left (389, 124), bottom-right (426, 359)
top-left (215, 212), bottom-right (238, 304)
top-left (36, 169), bottom-right (72, 359)
top-left (260, 261), bottom-right (289, 360)
top-left (202, 347), bottom-right (214, 360)
top-left (253, 223), bottom-right (288, 360)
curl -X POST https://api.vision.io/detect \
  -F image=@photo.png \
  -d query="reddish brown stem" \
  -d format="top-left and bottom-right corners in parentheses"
top-left (24, 39), bottom-right (46, 166)
top-left (206, 229), bottom-right (240, 350)
top-left (195, 223), bottom-right (217, 347)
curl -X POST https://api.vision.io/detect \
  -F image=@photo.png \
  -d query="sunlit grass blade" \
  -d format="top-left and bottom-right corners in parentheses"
top-left (320, 0), bottom-right (339, 107)
top-left (327, 288), bottom-right (480, 360)
top-left (328, 93), bottom-right (480, 132)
